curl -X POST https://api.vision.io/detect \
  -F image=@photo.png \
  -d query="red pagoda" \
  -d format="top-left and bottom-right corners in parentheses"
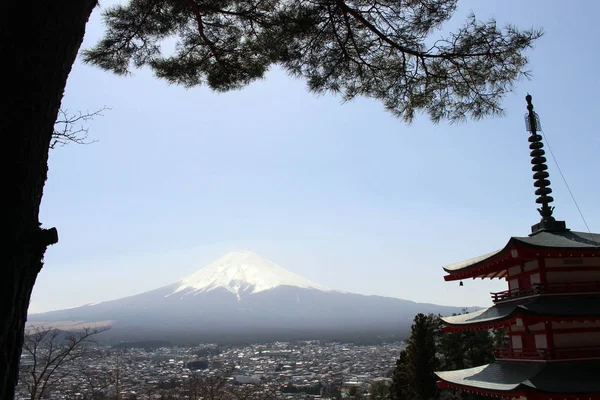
top-left (435, 95), bottom-right (600, 400)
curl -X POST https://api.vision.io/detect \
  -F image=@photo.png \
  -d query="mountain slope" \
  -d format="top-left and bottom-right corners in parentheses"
top-left (29, 251), bottom-right (465, 344)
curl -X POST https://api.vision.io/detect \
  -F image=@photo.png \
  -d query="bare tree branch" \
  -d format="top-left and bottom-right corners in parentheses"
top-left (18, 325), bottom-right (110, 400)
top-left (51, 107), bottom-right (110, 149)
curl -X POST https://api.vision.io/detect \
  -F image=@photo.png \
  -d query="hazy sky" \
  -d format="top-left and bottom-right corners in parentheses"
top-left (30, 0), bottom-right (600, 313)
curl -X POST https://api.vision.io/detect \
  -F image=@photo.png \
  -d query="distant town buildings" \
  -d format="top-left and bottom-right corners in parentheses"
top-left (16, 340), bottom-right (404, 399)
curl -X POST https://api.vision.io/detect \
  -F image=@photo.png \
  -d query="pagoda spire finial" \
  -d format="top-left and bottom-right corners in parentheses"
top-left (525, 94), bottom-right (566, 234)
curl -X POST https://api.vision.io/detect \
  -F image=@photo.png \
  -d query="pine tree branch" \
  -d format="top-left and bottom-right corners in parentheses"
top-left (184, 0), bottom-right (223, 63)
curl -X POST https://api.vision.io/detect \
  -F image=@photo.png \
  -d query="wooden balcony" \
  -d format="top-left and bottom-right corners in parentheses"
top-left (491, 281), bottom-right (600, 303)
top-left (494, 346), bottom-right (600, 361)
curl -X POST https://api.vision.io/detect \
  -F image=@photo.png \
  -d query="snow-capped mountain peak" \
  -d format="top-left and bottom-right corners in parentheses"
top-left (171, 251), bottom-right (331, 299)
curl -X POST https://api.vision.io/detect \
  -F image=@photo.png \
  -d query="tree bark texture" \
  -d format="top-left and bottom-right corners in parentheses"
top-left (0, 0), bottom-right (97, 398)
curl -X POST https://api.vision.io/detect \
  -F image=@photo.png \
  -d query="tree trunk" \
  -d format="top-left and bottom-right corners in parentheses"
top-left (0, 0), bottom-right (97, 398)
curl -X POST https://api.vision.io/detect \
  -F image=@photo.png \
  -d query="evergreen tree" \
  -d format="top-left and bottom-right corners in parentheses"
top-left (393, 313), bottom-right (496, 400)
top-left (438, 313), bottom-right (495, 371)
top-left (391, 314), bottom-right (439, 400)
top-left (406, 313), bottom-right (439, 400)
top-left (390, 351), bottom-right (415, 400)
top-left (438, 329), bottom-right (465, 370)
top-left (462, 331), bottom-right (494, 368)
top-left (370, 380), bottom-right (391, 400)
top-left (3, 1), bottom-right (540, 398)
top-left (493, 328), bottom-right (508, 349)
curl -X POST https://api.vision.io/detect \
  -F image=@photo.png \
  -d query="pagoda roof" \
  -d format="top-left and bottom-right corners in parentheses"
top-left (436, 360), bottom-right (600, 395)
top-left (441, 295), bottom-right (600, 329)
top-left (443, 230), bottom-right (600, 279)
top-left (515, 230), bottom-right (600, 248)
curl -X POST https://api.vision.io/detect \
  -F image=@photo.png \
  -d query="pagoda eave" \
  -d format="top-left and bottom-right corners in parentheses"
top-left (443, 233), bottom-right (600, 282)
top-left (442, 314), bottom-right (600, 333)
top-left (437, 380), bottom-right (600, 400)
top-left (435, 360), bottom-right (600, 399)
top-left (441, 295), bottom-right (600, 331)
top-left (437, 380), bottom-right (528, 399)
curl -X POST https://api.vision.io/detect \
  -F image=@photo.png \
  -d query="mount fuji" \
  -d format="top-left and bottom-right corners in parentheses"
top-left (172, 251), bottom-right (333, 300)
top-left (28, 251), bottom-right (464, 344)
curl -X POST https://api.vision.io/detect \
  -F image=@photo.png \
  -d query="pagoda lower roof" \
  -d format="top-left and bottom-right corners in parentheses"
top-left (441, 295), bottom-right (600, 329)
top-left (436, 360), bottom-right (600, 395)
top-left (443, 230), bottom-right (600, 279)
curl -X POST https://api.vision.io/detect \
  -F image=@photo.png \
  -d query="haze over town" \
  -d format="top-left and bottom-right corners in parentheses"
top-left (30, 0), bottom-right (600, 314)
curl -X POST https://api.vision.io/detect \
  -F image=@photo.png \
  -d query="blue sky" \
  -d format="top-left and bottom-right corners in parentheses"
top-left (30, 0), bottom-right (600, 313)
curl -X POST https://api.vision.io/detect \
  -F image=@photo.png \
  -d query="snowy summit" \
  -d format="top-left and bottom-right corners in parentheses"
top-left (172, 251), bottom-right (331, 299)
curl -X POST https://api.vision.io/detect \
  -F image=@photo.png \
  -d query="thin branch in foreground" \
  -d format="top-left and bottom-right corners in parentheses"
top-left (51, 106), bottom-right (110, 149)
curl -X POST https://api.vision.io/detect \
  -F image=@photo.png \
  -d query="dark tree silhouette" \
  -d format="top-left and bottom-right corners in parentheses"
top-left (2, 1), bottom-right (98, 398)
top-left (391, 314), bottom-right (438, 400)
top-left (406, 313), bottom-right (439, 400)
top-left (390, 351), bottom-right (415, 400)
top-left (2, 0), bottom-right (540, 398)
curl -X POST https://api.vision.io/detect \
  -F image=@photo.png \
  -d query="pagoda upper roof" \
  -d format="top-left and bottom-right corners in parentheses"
top-left (443, 230), bottom-right (600, 279)
top-left (441, 295), bottom-right (600, 329)
top-left (436, 360), bottom-right (600, 395)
